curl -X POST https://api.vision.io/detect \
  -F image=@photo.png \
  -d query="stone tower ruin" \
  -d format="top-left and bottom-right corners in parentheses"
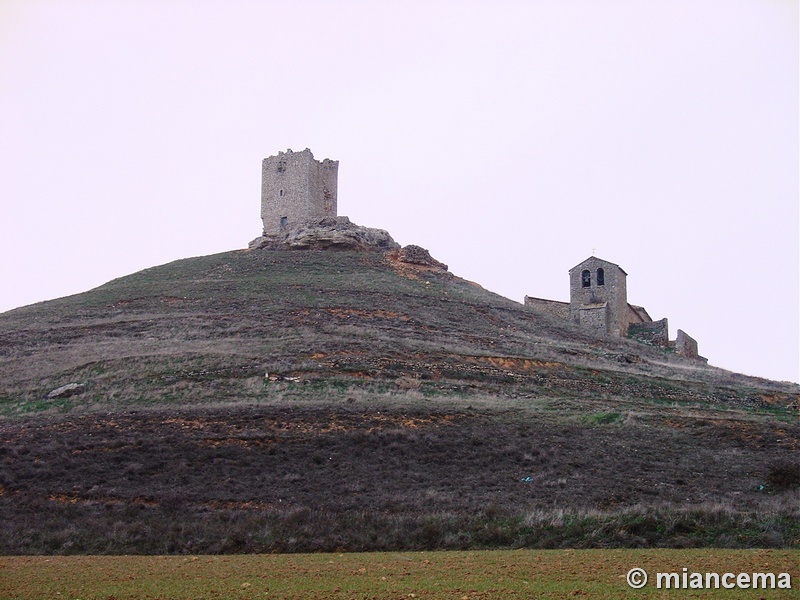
top-left (261, 148), bottom-right (338, 234)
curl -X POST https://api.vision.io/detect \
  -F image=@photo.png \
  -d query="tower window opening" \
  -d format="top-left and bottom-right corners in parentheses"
top-left (597, 268), bottom-right (605, 286)
top-left (280, 216), bottom-right (288, 228)
top-left (581, 270), bottom-right (591, 288)
top-left (279, 189), bottom-right (284, 197)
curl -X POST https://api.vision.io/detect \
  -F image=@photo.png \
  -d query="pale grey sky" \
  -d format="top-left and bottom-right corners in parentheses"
top-left (1, 0), bottom-right (797, 382)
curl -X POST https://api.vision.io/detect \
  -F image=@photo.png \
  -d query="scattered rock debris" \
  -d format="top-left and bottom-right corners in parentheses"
top-left (46, 383), bottom-right (85, 400)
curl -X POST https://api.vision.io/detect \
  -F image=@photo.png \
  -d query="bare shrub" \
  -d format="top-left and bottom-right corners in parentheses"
top-left (395, 376), bottom-right (421, 390)
top-left (766, 460), bottom-right (800, 490)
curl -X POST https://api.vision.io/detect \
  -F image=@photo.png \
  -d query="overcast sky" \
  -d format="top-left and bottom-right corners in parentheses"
top-left (1, 1), bottom-right (797, 383)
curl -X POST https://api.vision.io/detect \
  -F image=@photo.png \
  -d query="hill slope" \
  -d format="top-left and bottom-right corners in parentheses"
top-left (0, 246), bottom-right (797, 553)
top-left (1, 247), bottom-right (795, 413)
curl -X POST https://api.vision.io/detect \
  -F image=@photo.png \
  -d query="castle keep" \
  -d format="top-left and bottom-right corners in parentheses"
top-left (250, 148), bottom-right (400, 252)
top-left (525, 256), bottom-right (703, 360)
top-left (261, 148), bottom-right (338, 234)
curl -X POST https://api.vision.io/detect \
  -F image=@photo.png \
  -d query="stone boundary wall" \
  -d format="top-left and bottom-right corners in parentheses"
top-left (524, 296), bottom-right (570, 320)
top-left (675, 329), bottom-right (700, 358)
top-left (628, 318), bottom-right (669, 347)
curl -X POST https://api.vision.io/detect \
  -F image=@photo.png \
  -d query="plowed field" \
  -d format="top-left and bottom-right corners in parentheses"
top-left (0, 549), bottom-right (796, 599)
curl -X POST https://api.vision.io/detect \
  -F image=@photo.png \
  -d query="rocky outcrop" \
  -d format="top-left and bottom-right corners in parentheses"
top-left (248, 217), bottom-right (400, 252)
top-left (395, 245), bottom-right (448, 271)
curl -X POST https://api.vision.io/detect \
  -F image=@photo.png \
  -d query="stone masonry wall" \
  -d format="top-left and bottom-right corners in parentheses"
top-left (675, 329), bottom-right (699, 358)
top-left (261, 149), bottom-right (338, 234)
top-left (523, 296), bottom-right (570, 320)
top-left (627, 304), bottom-right (652, 325)
top-left (577, 304), bottom-right (609, 333)
top-left (628, 318), bottom-right (669, 347)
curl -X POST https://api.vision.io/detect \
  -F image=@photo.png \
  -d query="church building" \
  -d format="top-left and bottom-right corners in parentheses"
top-left (525, 256), bottom-right (702, 360)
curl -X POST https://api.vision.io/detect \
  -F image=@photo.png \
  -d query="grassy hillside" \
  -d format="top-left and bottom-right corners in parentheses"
top-left (0, 247), bottom-right (797, 553)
